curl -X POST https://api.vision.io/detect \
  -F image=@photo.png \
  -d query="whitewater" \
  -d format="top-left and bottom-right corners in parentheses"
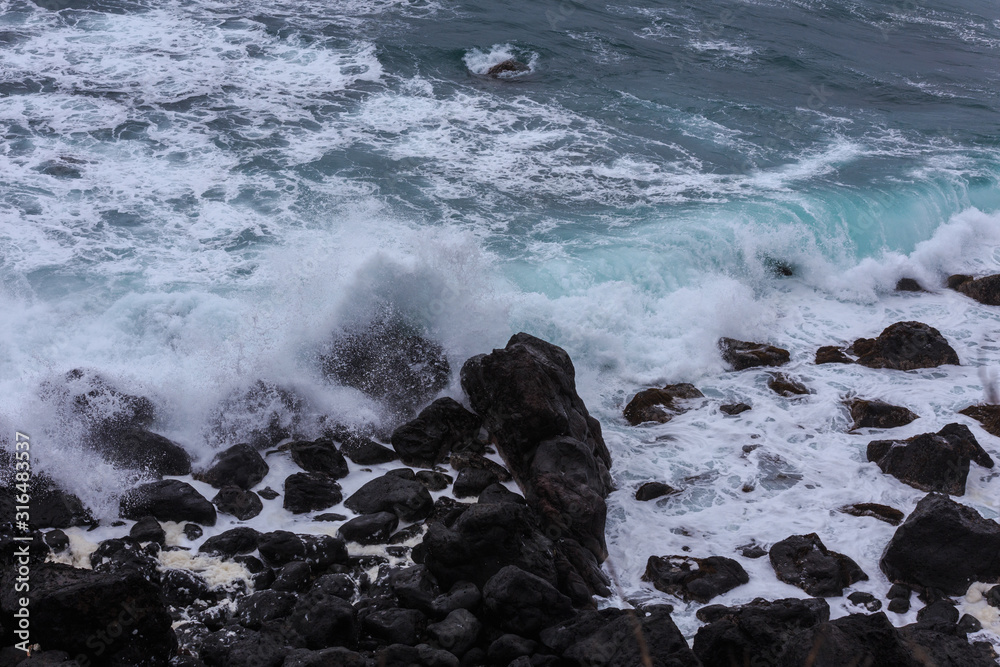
top-left (1, 0), bottom-right (999, 656)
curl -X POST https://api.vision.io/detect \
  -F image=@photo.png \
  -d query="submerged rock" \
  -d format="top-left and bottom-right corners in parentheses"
top-left (815, 345), bottom-right (854, 364)
top-left (210, 380), bottom-right (309, 449)
top-left (486, 59), bottom-right (530, 77)
top-left (881, 493), bottom-right (1000, 595)
top-left (852, 321), bottom-right (959, 370)
top-left (719, 402), bottom-right (751, 415)
top-left (848, 398), bottom-right (918, 430)
top-left (94, 426), bottom-right (192, 477)
top-left (867, 423), bottom-right (994, 495)
top-left (837, 502), bottom-right (904, 526)
top-left (767, 373), bottom-right (809, 397)
top-left (642, 555), bottom-right (749, 603)
top-left (622, 383), bottom-right (704, 425)
top-left (949, 273), bottom-right (1000, 305)
top-left (634, 481), bottom-right (679, 501)
top-left (768, 533), bottom-right (867, 596)
top-left (719, 338), bottom-right (790, 371)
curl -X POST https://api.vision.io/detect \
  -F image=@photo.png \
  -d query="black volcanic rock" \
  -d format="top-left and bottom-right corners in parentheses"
top-left (767, 373), bottom-right (809, 396)
top-left (212, 485), bottom-right (263, 520)
top-left (390, 397), bottom-right (483, 467)
top-left (880, 493), bottom-right (1000, 595)
top-left (959, 403), bottom-right (1000, 437)
top-left (94, 426), bottom-right (192, 477)
top-left (635, 481), bottom-right (678, 501)
top-left (120, 479), bottom-right (216, 525)
top-left (339, 512), bottom-right (399, 545)
top-left (848, 398), bottom-right (918, 430)
top-left (482, 565), bottom-right (574, 636)
top-left (199, 527), bottom-right (261, 557)
top-left (337, 434), bottom-right (398, 465)
top-left (949, 273), bottom-right (1000, 305)
top-left (622, 383), bottom-right (703, 425)
top-left (719, 338), bottom-right (790, 370)
top-left (642, 555), bottom-right (749, 603)
top-left (195, 443), bottom-right (269, 490)
top-left (815, 346), bottom-right (854, 364)
top-left (768, 533), bottom-right (867, 596)
top-left (0, 474), bottom-right (92, 530)
top-left (282, 472), bottom-right (342, 514)
top-left (285, 438), bottom-right (349, 478)
top-left (867, 423), bottom-right (994, 495)
top-left (852, 321), bottom-right (959, 370)
top-left (344, 472), bottom-right (433, 522)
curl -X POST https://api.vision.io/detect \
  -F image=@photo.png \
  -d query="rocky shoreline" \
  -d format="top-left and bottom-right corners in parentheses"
top-left (1, 275), bottom-right (1000, 666)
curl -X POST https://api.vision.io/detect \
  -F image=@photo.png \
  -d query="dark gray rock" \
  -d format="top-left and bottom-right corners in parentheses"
top-left (199, 626), bottom-right (288, 667)
top-left (719, 338), bottom-right (790, 371)
top-left (337, 434), bottom-right (398, 465)
top-left (390, 398), bottom-right (483, 467)
top-left (194, 443), bottom-right (269, 490)
top-left (95, 426), bottom-right (192, 477)
top-left (477, 483), bottom-right (526, 505)
top-left (129, 516), bottom-right (165, 545)
top-left (161, 568), bottom-right (212, 606)
top-left (452, 467), bottom-right (498, 498)
top-left (0, 474), bottom-right (93, 530)
top-left (642, 555), bottom-right (749, 603)
top-left (271, 561), bottom-right (312, 593)
top-left (950, 273), bottom-right (1000, 305)
top-left (281, 647), bottom-right (368, 667)
top-left (622, 383), bottom-right (703, 426)
top-left (719, 402), bottom-right (752, 415)
top-left (867, 423), bottom-right (994, 495)
top-left (635, 481), bottom-right (679, 501)
top-left (344, 473), bottom-right (433, 522)
top-left (482, 565), bottom-right (574, 636)
top-left (815, 346), bottom-right (854, 364)
top-left (852, 321), bottom-right (959, 370)
top-left (362, 608), bottom-right (426, 646)
top-left (767, 373), bottom-right (809, 397)
top-left (837, 502), bottom-right (904, 526)
top-left (426, 608), bottom-right (481, 657)
top-left (282, 472), bottom-right (342, 514)
top-left (415, 470), bottom-right (452, 491)
top-left (120, 479), bottom-right (216, 525)
top-left (769, 533), bottom-right (867, 596)
top-left (285, 438), bottom-right (349, 479)
top-left (199, 527), bottom-right (261, 557)
top-left (848, 398), bottom-right (919, 430)
top-left (236, 590), bottom-right (297, 629)
top-left (339, 512), bottom-right (399, 545)
top-left (212, 486), bottom-right (263, 520)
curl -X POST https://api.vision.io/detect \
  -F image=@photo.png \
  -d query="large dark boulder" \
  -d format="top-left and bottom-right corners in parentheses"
top-left (692, 597), bottom-right (830, 667)
top-left (337, 434), bottom-right (397, 465)
top-left (320, 313), bottom-right (451, 416)
top-left (282, 472), bottom-right (342, 514)
top-left (284, 438), bottom-right (349, 479)
top-left (848, 398), bottom-right (918, 430)
top-left (275, 585), bottom-right (356, 650)
top-left (768, 533), bottom-right (867, 596)
top-left (199, 626), bottom-right (288, 667)
top-left (94, 426), bottom-right (192, 477)
top-left (880, 493), bottom-right (1000, 595)
top-left (235, 590), bottom-right (297, 630)
top-left (390, 397), bottom-right (483, 467)
top-left (338, 512), bottom-right (399, 545)
top-left (622, 384), bottom-right (703, 426)
top-left (212, 486), bottom-right (263, 520)
top-left (344, 473), bottom-right (433, 522)
top-left (867, 423), bottom-right (994, 495)
top-left (900, 620), bottom-right (999, 666)
top-left (361, 608), bottom-right (426, 646)
top-left (719, 338), bottom-right (789, 370)
top-left (482, 565), bottom-right (574, 636)
top-left (199, 527), bottom-right (261, 557)
top-left (959, 403), bottom-right (1000, 437)
top-left (950, 273), bottom-right (1000, 305)
top-left (426, 608), bottom-right (481, 658)
top-left (642, 555), bottom-right (749, 603)
top-left (0, 562), bottom-right (175, 666)
top-left (0, 474), bottom-right (92, 530)
top-left (120, 479), bottom-right (216, 525)
top-left (778, 612), bottom-right (918, 667)
top-left (541, 606), bottom-right (700, 667)
top-left (194, 443), bottom-right (269, 490)
top-left (852, 321), bottom-right (959, 370)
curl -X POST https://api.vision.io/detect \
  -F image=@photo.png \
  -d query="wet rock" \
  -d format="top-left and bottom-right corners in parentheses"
top-left (344, 472), bottom-right (433, 522)
top-left (767, 373), bottom-right (809, 396)
top-left (129, 516), bottom-right (166, 545)
top-left (337, 434), bottom-right (398, 465)
top-left (642, 555), bottom-right (749, 603)
top-left (737, 542), bottom-right (767, 559)
top-left (56, 368), bottom-right (156, 431)
top-left (888, 597), bottom-right (911, 613)
top-left (815, 345), bottom-right (854, 365)
top-left (482, 565), bottom-right (574, 636)
top-left (210, 380), bottom-right (308, 450)
top-left (257, 487), bottom-right (279, 500)
top-left (313, 512), bottom-right (347, 522)
top-left (896, 278), bottom-right (925, 292)
top-left (959, 403), bottom-right (1000, 437)
top-left (429, 581), bottom-right (481, 618)
top-left (622, 383), bottom-right (704, 426)
top-left (212, 486), bottom-right (263, 520)
top-left (282, 472), bottom-right (342, 514)
top-left (880, 493), bottom-right (1000, 595)
top-left (957, 613), bottom-right (982, 634)
top-left (320, 313), bottom-right (451, 416)
top-left (488, 634), bottom-right (537, 665)
top-left (120, 479), bottom-right (216, 525)
top-left (0, 474), bottom-right (93, 530)
top-left (847, 591), bottom-right (882, 612)
top-left (0, 562), bottom-right (175, 665)
top-left (198, 626), bottom-right (288, 667)
top-left (195, 443), bottom-right (269, 490)
top-left (257, 530), bottom-right (306, 568)
top-left (478, 483), bottom-right (525, 505)
top-left (779, 612), bottom-right (917, 667)
top-left (719, 402), bottom-right (751, 415)
top-left (768, 533), bottom-right (867, 596)
top-left (162, 568), bottom-right (212, 606)
top-left (949, 273), bottom-right (1000, 305)
top-left (634, 481), bottom-right (679, 501)
top-left (692, 597), bottom-right (830, 666)
top-left (452, 467), bottom-right (498, 498)
top-left (90, 537), bottom-right (160, 581)
top-left (391, 565), bottom-right (441, 614)
top-left (390, 397), bottom-right (483, 467)
top-left (284, 438), bottom-right (349, 479)
top-left (848, 398), bottom-right (918, 430)
top-left (362, 608), bottom-right (427, 646)
top-left (719, 338), bottom-right (790, 371)
top-left (486, 59), bottom-right (530, 77)
top-left (95, 426), bottom-right (192, 477)
top-left (339, 512), bottom-right (399, 545)
top-left (988, 584), bottom-right (1000, 607)
top-left (900, 621), bottom-right (998, 666)
top-left (837, 502), bottom-right (904, 526)
top-left (867, 423), bottom-right (994, 495)
top-left (199, 527), bottom-right (261, 557)
top-left (184, 523), bottom-right (204, 540)
top-left (282, 647), bottom-right (368, 667)
top-left (276, 583), bottom-right (356, 650)
top-left (235, 590), bottom-right (297, 629)
top-left (448, 451), bottom-right (511, 482)
top-left (415, 470), bottom-right (452, 491)
top-left (852, 321), bottom-right (959, 370)
top-left (271, 561), bottom-right (312, 593)
top-left (42, 529), bottom-right (70, 553)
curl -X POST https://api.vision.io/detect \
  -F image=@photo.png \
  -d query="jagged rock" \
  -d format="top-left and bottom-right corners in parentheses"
top-left (622, 383), bottom-right (704, 426)
top-left (339, 512), bottom-right (399, 545)
top-left (482, 565), bottom-right (574, 636)
top-left (867, 423), bottom-right (994, 495)
top-left (815, 345), bottom-right (854, 364)
top-left (837, 502), bottom-right (904, 526)
top-left (779, 612), bottom-right (917, 666)
top-left (848, 398), bottom-right (918, 430)
top-left (486, 59), bottom-right (530, 77)
top-left (282, 472), bottom-right (342, 514)
top-left (767, 373), bottom-right (809, 396)
top-left (719, 338), bottom-right (790, 370)
top-left (642, 555), bottom-right (749, 603)
top-left (199, 527), bottom-right (261, 557)
top-left (448, 451), bottom-right (512, 482)
top-left (900, 621), bottom-right (998, 666)
top-left (278, 586), bottom-right (356, 650)
top-left (344, 472), bottom-right (433, 522)
top-left (881, 493), bottom-right (1000, 595)
top-left (737, 542), bottom-right (768, 559)
top-left (896, 278), bottom-right (925, 292)
top-left (949, 273), bottom-right (1000, 305)
top-left (452, 467), bottom-right (498, 498)
top-left (692, 597), bottom-right (830, 666)
top-left (129, 516), bottom-right (165, 545)
top-left (0, 562), bottom-right (175, 665)
top-left (959, 404), bottom-right (1000, 437)
top-left (337, 434), bottom-right (398, 465)
top-left (120, 479), bottom-right (216, 525)
top-left (284, 438), bottom-right (349, 479)
top-left (635, 482), bottom-right (679, 501)
top-left (90, 537), bottom-right (160, 581)
top-left (719, 402), bottom-right (751, 416)
top-left (390, 398), bottom-right (483, 467)
top-left (320, 313), bottom-right (451, 415)
top-left (212, 486), bottom-right (263, 520)
top-left (768, 533), bottom-right (867, 596)
top-left (194, 443), bottom-right (269, 490)
top-left (257, 487), bottom-right (279, 500)
top-left (257, 530), bottom-right (306, 568)
top-left (852, 321), bottom-right (959, 370)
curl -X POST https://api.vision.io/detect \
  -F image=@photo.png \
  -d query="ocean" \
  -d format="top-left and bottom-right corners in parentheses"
top-left (2, 0), bottom-right (1000, 648)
